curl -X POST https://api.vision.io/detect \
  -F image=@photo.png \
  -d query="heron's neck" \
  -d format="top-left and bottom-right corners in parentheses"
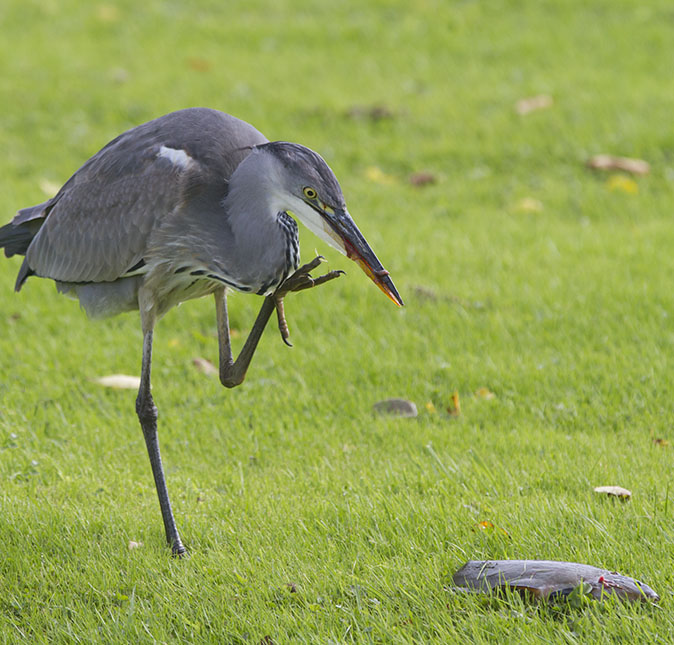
top-left (224, 151), bottom-right (286, 228)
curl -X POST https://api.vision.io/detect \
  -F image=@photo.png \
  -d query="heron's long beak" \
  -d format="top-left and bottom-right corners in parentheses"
top-left (323, 207), bottom-right (404, 307)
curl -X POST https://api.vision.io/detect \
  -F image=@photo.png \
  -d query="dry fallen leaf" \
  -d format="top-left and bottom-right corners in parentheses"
top-left (594, 485), bottom-right (631, 500)
top-left (606, 175), bottom-right (639, 194)
top-left (515, 94), bottom-right (553, 115)
top-left (39, 178), bottom-right (61, 197)
top-left (94, 374), bottom-right (141, 389)
top-left (587, 155), bottom-right (650, 176)
top-left (346, 104), bottom-right (394, 121)
top-left (514, 197), bottom-right (543, 213)
top-left (192, 357), bottom-right (217, 376)
top-left (364, 166), bottom-right (397, 186)
top-left (411, 285), bottom-right (438, 301)
top-left (475, 387), bottom-right (495, 400)
top-left (425, 401), bottom-right (437, 414)
top-left (409, 171), bottom-right (437, 187)
top-left (96, 4), bottom-right (120, 22)
top-left (187, 57), bottom-right (212, 72)
top-left (373, 398), bottom-right (418, 417)
top-left (653, 437), bottom-right (670, 447)
top-left (474, 520), bottom-right (509, 536)
top-left (447, 390), bottom-right (461, 416)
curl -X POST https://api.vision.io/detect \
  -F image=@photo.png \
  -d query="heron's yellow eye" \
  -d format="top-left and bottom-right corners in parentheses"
top-left (303, 187), bottom-right (318, 200)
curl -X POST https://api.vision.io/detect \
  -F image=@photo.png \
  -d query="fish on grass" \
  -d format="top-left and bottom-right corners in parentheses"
top-left (453, 560), bottom-right (659, 603)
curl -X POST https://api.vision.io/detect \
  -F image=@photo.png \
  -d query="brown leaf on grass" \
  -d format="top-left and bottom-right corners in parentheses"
top-left (94, 374), bottom-right (141, 389)
top-left (96, 4), bottom-right (120, 22)
top-left (514, 197), bottom-right (543, 213)
top-left (192, 357), bottom-right (217, 376)
top-left (285, 582), bottom-right (298, 593)
top-left (346, 104), bottom-right (394, 121)
top-left (594, 485), bottom-right (631, 500)
top-left (474, 520), bottom-right (509, 536)
top-left (411, 285), bottom-right (438, 301)
top-left (587, 155), bottom-right (650, 175)
top-left (474, 387), bottom-right (495, 400)
top-left (187, 57), bottom-right (212, 72)
top-left (259, 637), bottom-right (276, 645)
top-left (373, 398), bottom-right (418, 417)
top-left (515, 94), bottom-right (553, 115)
top-left (447, 390), bottom-right (461, 416)
top-left (409, 171), bottom-right (437, 187)
top-left (653, 437), bottom-right (670, 447)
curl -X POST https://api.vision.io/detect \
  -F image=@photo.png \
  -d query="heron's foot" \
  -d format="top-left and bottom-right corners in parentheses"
top-left (171, 541), bottom-right (189, 558)
top-left (280, 256), bottom-right (345, 294)
top-left (274, 256), bottom-right (345, 346)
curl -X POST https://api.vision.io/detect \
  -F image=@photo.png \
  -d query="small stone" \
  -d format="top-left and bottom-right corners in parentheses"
top-left (373, 398), bottom-right (418, 417)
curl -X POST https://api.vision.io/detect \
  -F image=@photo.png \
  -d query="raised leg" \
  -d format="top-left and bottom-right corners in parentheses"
top-left (137, 298), bottom-right (186, 556)
top-left (215, 256), bottom-right (344, 387)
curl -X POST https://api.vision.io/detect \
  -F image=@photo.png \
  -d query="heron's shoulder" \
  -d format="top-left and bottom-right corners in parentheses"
top-left (63, 109), bottom-right (268, 188)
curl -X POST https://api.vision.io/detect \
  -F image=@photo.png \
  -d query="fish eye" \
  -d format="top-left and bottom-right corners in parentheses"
top-left (303, 186), bottom-right (317, 200)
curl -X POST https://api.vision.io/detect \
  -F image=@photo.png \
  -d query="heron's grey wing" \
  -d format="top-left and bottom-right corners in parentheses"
top-left (21, 108), bottom-right (268, 284)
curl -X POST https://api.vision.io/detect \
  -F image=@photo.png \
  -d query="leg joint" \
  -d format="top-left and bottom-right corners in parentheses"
top-left (136, 392), bottom-right (158, 425)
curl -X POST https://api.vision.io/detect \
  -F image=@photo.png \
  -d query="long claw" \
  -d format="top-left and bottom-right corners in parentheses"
top-left (310, 269), bottom-right (346, 288)
top-left (274, 296), bottom-right (292, 346)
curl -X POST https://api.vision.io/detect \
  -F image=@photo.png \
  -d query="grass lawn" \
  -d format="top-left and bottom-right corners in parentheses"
top-left (1, 0), bottom-right (673, 641)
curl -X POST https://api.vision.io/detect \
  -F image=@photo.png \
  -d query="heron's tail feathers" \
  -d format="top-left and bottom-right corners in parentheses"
top-left (0, 220), bottom-right (38, 258)
top-left (1, 202), bottom-right (49, 291)
top-left (0, 199), bottom-right (52, 258)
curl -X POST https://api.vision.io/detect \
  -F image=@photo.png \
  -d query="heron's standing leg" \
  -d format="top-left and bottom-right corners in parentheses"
top-left (137, 295), bottom-right (186, 556)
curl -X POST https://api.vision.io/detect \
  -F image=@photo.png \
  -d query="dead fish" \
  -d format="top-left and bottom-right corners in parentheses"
top-left (453, 560), bottom-right (659, 603)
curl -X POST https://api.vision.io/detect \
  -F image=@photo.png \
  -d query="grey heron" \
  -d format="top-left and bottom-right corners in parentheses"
top-left (0, 108), bottom-right (403, 555)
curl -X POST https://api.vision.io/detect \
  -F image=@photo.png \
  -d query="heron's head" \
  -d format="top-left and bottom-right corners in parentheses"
top-left (257, 141), bottom-right (403, 307)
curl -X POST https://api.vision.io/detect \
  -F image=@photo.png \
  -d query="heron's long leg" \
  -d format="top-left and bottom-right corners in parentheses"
top-left (215, 256), bottom-right (344, 387)
top-left (215, 287), bottom-right (276, 388)
top-left (136, 300), bottom-right (186, 556)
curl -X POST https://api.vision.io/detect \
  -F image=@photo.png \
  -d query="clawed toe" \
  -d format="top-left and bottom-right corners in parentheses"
top-left (274, 295), bottom-right (293, 346)
top-left (272, 256), bottom-right (346, 345)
